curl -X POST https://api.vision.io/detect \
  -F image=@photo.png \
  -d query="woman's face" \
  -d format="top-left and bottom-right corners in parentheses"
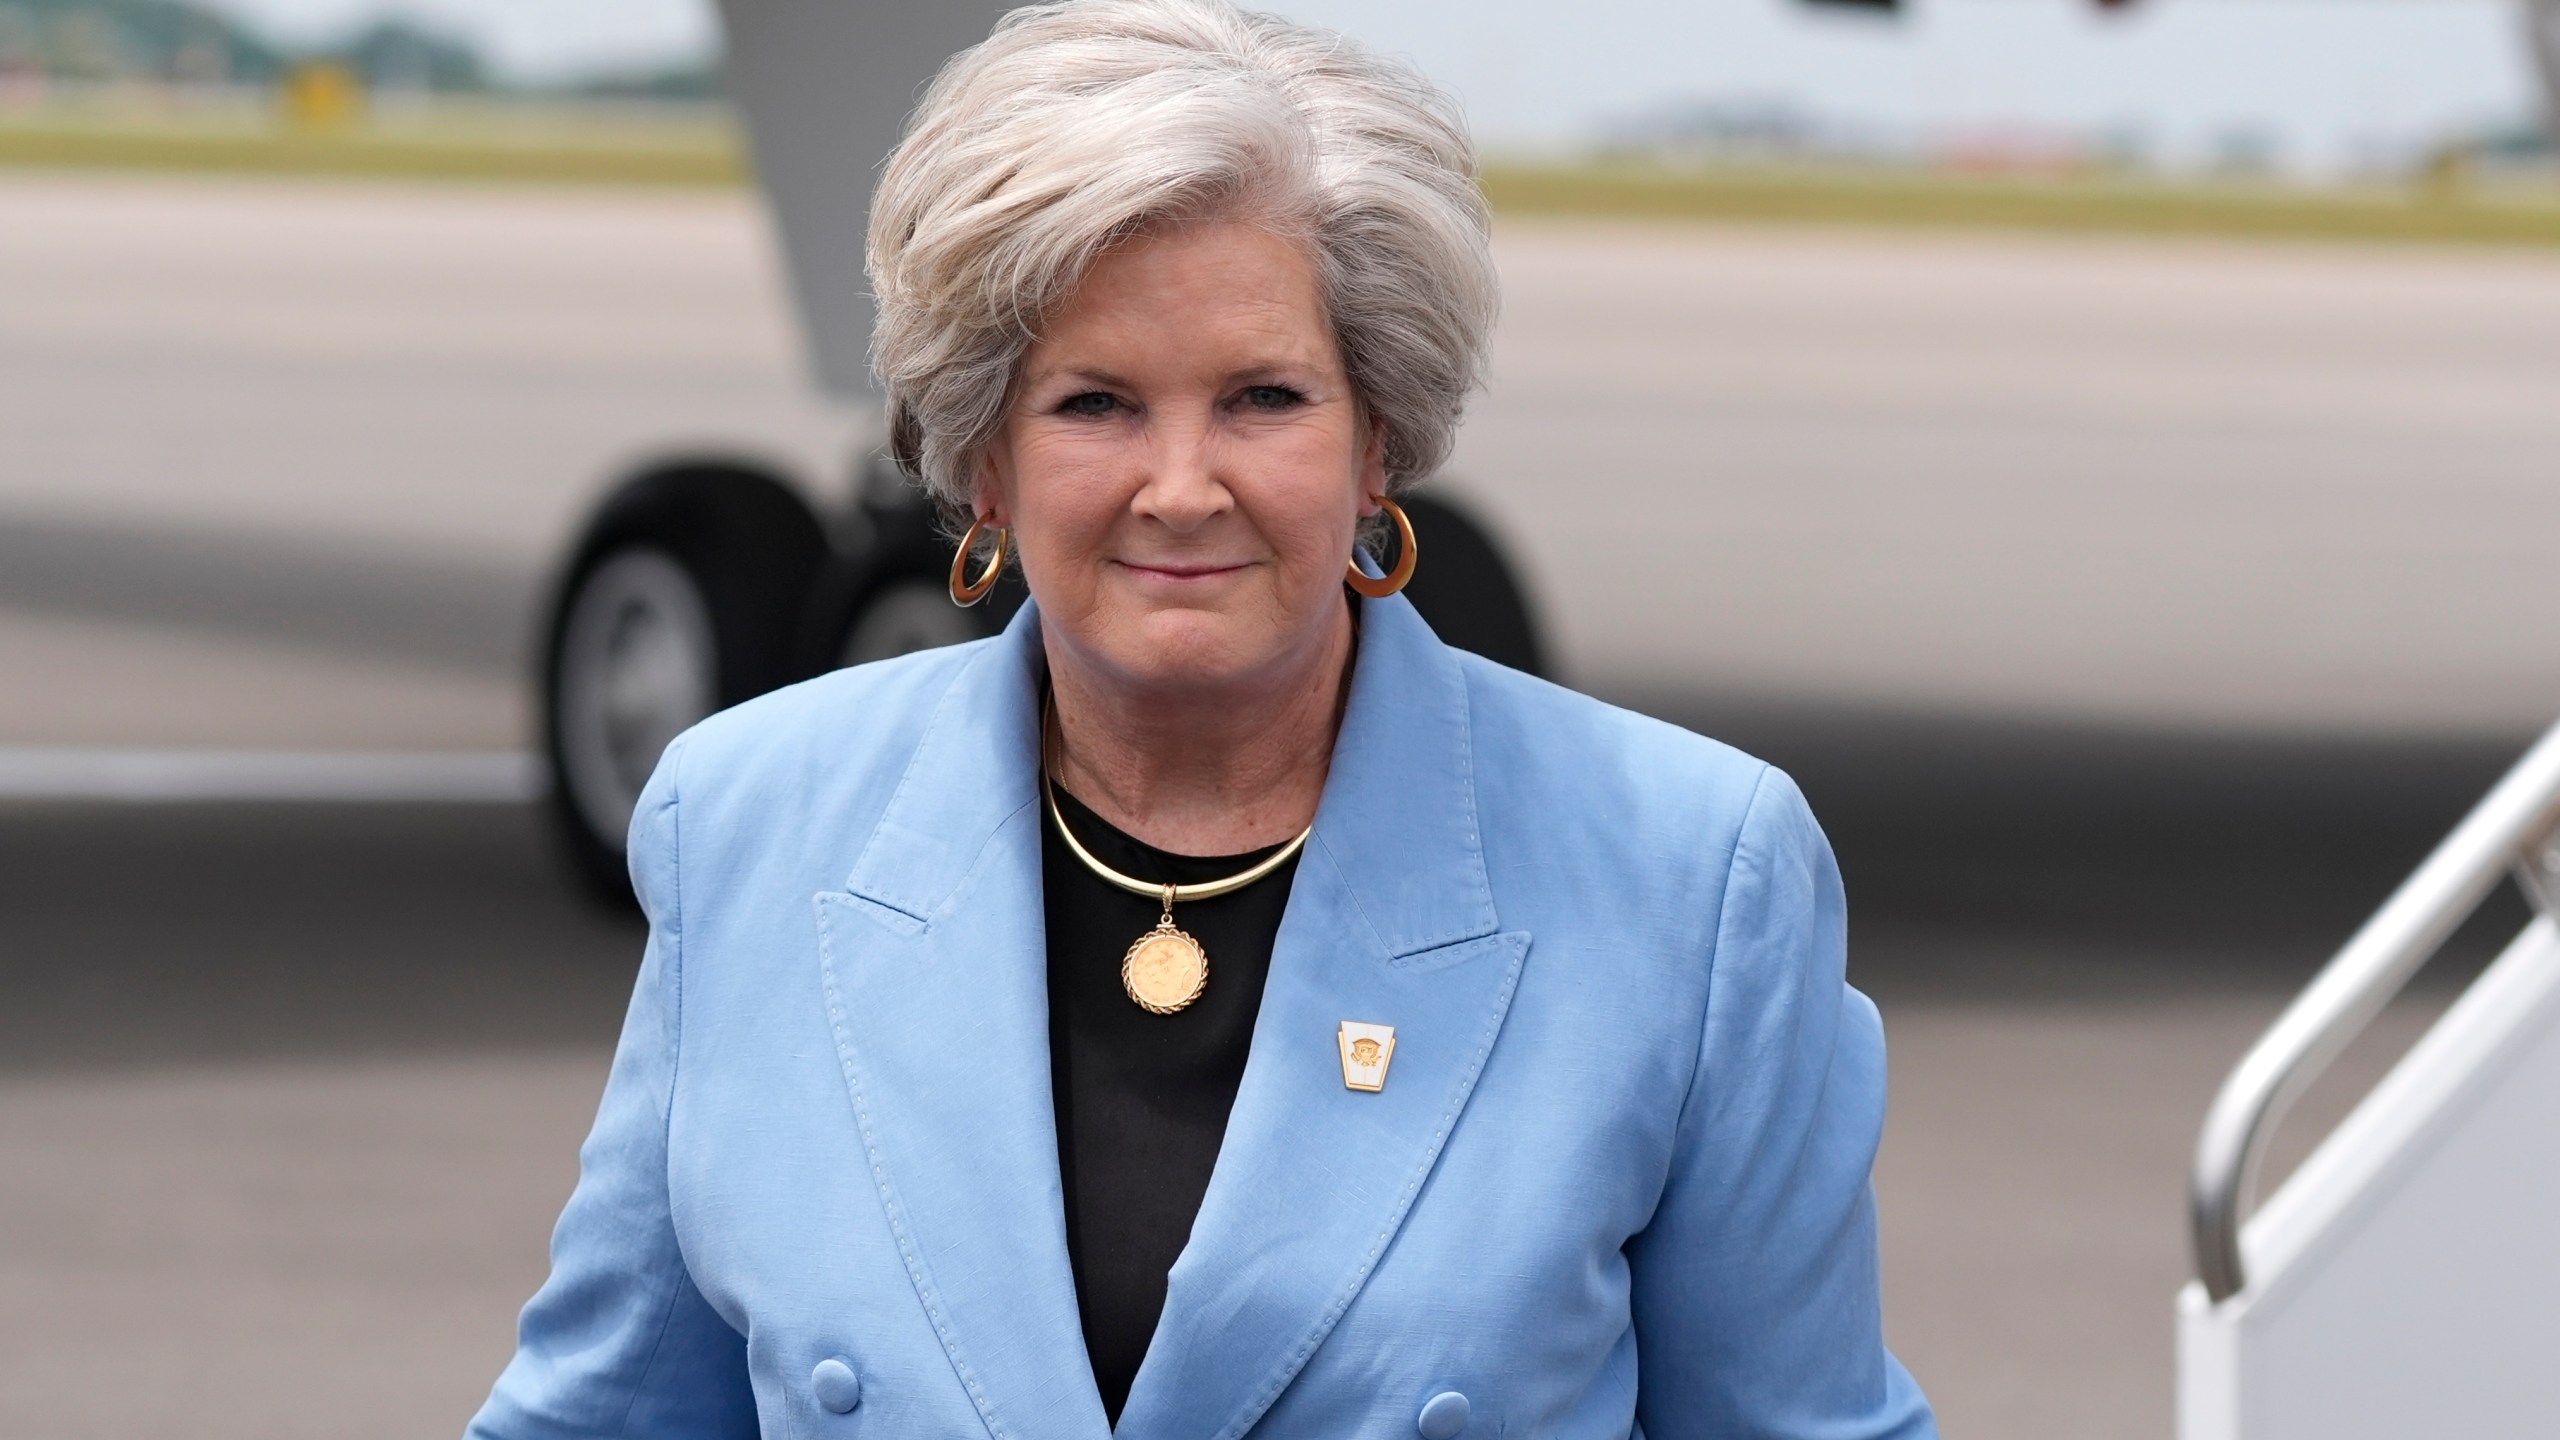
top-left (978, 219), bottom-right (1384, 702)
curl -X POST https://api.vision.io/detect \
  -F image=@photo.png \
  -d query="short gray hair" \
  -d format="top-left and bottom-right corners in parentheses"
top-left (867, 0), bottom-right (1498, 517)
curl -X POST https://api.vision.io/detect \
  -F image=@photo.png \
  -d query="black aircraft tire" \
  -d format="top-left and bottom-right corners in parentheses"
top-left (1394, 490), bottom-right (1547, 680)
top-left (797, 501), bottom-right (1024, 678)
top-left (540, 464), bottom-right (829, 905)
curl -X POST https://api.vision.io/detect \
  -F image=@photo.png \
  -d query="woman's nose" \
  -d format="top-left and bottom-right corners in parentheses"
top-left (1134, 432), bottom-right (1232, 530)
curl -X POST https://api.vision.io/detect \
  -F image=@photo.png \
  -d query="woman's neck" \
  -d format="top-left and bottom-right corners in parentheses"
top-left (1043, 607), bottom-right (1354, 856)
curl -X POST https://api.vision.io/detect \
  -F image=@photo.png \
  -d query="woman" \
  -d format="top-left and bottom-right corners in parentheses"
top-left (469, 2), bottom-right (1932, 1437)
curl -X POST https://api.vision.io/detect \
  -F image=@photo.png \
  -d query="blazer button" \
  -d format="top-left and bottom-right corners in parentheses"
top-left (1417, 1390), bottom-right (1470, 1439)
top-left (811, 1357), bottom-right (862, 1414)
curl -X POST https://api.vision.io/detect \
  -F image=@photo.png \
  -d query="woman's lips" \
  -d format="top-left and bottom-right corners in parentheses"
top-left (1117, 559), bottom-right (1249, 582)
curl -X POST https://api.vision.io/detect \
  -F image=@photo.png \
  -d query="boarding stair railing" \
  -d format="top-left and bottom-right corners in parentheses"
top-left (2179, 717), bottom-right (2560, 1439)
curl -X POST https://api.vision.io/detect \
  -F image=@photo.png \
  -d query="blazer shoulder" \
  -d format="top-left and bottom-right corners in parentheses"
top-left (657, 639), bottom-right (993, 830)
top-left (1456, 652), bottom-right (1782, 838)
top-left (1453, 653), bottom-right (1823, 950)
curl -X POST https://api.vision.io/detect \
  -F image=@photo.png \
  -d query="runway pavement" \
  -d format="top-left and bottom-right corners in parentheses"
top-left (3, 172), bottom-right (2556, 1437)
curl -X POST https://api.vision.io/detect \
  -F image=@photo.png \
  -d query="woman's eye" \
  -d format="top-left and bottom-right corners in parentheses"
top-left (1240, 384), bottom-right (1307, 411)
top-left (1058, 391), bottom-right (1119, 417)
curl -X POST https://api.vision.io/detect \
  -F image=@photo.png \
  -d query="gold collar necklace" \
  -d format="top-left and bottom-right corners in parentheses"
top-left (1040, 697), bottom-right (1313, 1015)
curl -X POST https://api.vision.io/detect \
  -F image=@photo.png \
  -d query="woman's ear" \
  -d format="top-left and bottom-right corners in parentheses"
top-left (1357, 418), bottom-right (1389, 516)
top-left (968, 449), bottom-right (1011, 527)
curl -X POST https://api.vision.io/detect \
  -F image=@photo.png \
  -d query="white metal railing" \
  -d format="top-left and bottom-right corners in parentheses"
top-left (2188, 717), bottom-right (2560, 1303)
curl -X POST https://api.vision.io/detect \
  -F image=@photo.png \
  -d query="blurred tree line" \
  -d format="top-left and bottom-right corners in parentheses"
top-left (0, 0), bottom-right (718, 99)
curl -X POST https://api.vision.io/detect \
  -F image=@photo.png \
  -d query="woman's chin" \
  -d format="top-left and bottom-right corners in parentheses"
top-left (1072, 608), bottom-right (1308, 699)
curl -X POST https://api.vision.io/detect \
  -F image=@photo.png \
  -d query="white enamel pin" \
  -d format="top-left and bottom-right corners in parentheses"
top-left (1338, 1021), bottom-right (1397, 1092)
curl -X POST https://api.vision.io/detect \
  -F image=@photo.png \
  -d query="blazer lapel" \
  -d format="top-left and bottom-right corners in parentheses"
top-left (1114, 595), bottom-right (1533, 1440)
top-left (816, 608), bottom-right (1112, 1440)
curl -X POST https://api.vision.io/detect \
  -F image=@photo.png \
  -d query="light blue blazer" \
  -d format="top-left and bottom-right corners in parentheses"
top-left (468, 590), bottom-right (1933, 1440)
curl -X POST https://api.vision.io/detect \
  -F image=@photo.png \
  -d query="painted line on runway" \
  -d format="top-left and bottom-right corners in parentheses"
top-left (0, 748), bottom-right (544, 803)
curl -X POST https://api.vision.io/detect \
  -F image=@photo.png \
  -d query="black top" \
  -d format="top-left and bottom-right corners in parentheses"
top-left (1040, 780), bottom-right (1298, 1425)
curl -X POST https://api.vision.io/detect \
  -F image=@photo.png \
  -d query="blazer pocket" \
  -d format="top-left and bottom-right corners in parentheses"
top-left (1389, 929), bottom-right (1531, 976)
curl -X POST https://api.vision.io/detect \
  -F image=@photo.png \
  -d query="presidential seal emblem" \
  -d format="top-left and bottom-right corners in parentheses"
top-left (1337, 1021), bottom-right (1397, 1092)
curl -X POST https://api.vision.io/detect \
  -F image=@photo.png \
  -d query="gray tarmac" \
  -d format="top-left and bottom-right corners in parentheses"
top-left (1, 173), bottom-right (2553, 1438)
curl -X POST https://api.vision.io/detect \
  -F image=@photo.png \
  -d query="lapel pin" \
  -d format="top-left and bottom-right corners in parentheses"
top-left (1338, 1021), bottom-right (1396, 1092)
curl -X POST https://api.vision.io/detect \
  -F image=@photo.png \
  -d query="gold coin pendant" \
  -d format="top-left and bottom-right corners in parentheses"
top-left (1122, 918), bottom-right (1209, 1014)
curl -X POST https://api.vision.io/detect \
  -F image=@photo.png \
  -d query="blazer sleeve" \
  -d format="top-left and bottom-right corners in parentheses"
top-left (1626, 767), bottom-right (1935, 1440)
top-left (465, 737), bottom-right (758, 1440)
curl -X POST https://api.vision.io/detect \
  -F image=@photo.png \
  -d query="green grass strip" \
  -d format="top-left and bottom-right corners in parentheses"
top-left (0, 124), bottom-right (744, 187)
top-left (1483, 162), bottom-right (2560, 250)
top-left (7, 123), bottom-right (2559, 250)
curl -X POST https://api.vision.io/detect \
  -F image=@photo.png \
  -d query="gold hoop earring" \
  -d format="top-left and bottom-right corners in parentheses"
top-left (949, 514), bottom-right (1009, 607)
top-left (1345, 497), bottom-right (1418, 599)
